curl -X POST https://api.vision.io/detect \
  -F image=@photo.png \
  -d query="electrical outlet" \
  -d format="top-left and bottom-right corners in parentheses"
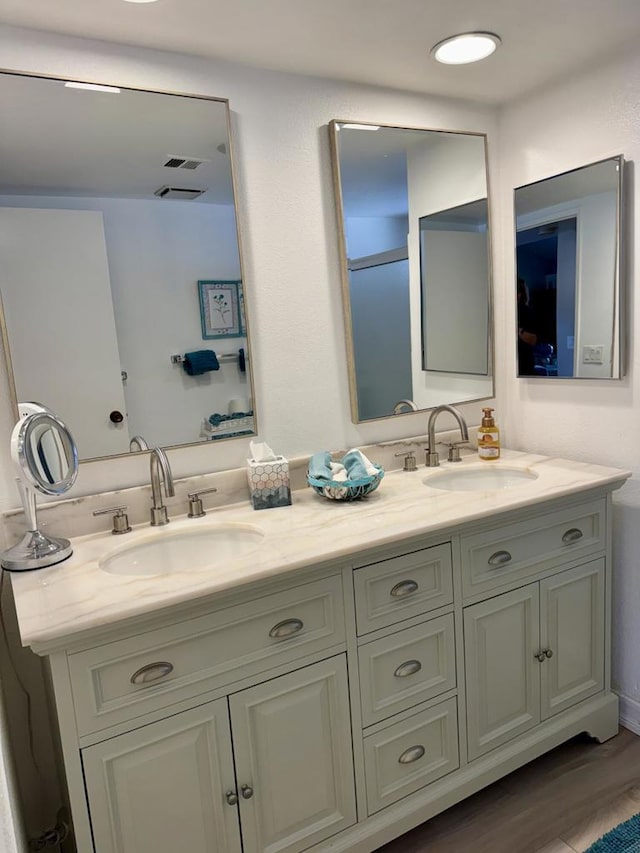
top-left (583, 345), bottom-right (605, 364)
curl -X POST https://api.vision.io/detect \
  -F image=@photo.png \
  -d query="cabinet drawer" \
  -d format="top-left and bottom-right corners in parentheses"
top-left (354, 544), bottom-right (453, 635)
top-left (363, 697), bottom-right (459, 814)
top-left (358, 614), bottom-right (456, 727)
top-left (69, 575), bottom-right (345, 736)
top-left (461, 499), bottom-right (605, 599)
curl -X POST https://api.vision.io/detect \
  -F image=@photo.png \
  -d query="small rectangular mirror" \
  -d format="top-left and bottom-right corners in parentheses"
top-left (329, 120), bottom-right (493, 423)
top-left (514, 156), bottom-right (624, 378)
top-left (0, 72), bottom-right (255, 461)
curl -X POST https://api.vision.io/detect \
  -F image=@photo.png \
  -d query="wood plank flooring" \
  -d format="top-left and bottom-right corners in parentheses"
top-left (374, 727), bottom-right (640, 853)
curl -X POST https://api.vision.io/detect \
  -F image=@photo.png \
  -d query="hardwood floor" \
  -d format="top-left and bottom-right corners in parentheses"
top-left (375, 727), bottom-right (640, 853)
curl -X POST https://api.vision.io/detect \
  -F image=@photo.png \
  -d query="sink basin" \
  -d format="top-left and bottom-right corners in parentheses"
top-left (99, 524), bottom-right (264, 576)
top-left (424, 467), bottom-right (538, 492)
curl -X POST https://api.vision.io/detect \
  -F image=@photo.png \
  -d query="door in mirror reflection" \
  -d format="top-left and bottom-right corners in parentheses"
top-left (329, 121), bottom-right (493, 423)
top-left (514, 156), bottom-right (623, 379)
top-left (0, 72), bottom-right (255, 461)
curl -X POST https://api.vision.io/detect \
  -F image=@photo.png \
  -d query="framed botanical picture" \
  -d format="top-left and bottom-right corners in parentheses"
top-left (198, 280), bottom-right (242, 339)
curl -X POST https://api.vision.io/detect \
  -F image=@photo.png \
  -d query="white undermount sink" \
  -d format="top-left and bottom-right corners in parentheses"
top-left (99, 524), bottom-right (265, 576)
top-left (424, 466), bottom-right (538, 492)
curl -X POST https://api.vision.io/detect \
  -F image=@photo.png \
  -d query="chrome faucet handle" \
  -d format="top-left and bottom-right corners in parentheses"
top-left (394, 450), bottom-right (417, 472)
top-left (93, 505), bottom-right (132, 535)
top-left (447, 441), bottom-right (470, 463)
top-left (187, 487), bottom-right (218, 518)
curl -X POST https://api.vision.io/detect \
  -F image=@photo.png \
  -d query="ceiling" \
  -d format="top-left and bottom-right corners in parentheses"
top-left (1, 0), bottom-right (639, 105)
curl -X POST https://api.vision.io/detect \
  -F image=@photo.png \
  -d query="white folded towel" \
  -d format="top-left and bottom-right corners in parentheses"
top-left (330, 462), bottom-right (348, 482)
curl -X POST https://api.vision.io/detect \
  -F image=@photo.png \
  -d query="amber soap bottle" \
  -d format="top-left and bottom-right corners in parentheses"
top-left (477, 407), bottom-right (500, 461)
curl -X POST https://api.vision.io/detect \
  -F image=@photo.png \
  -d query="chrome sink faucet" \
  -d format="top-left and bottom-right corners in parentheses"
top-left (149, 447), bottom-right (175, 526)
top-left (426, 404), bottom-right (469, 467)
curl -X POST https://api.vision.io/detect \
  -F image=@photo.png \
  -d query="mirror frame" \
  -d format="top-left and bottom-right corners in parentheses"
top-left (0, 69), bottom-right (256, 462)
top-left (328, 118), bottom-right (494, 424)
top-left (513, 154), bottom-right (625, 380)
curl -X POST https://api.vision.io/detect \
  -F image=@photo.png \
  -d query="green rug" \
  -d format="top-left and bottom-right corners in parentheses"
top-left (586, 813), bottom-right (640, 852)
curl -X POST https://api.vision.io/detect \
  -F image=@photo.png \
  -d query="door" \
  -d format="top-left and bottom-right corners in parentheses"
top-left (540, 560), bottom-right (605, 719)
top-left (229, 655), bottom-right (356, 853)
top-left (0, 207), bottom-right (129, 457)
top-left (464, 583), bottom-right (541, 760)
top-left (82, 698), bottom-right (241, 853)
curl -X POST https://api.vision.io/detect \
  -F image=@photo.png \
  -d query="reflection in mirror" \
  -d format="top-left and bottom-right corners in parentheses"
top-left (329, 121), bottom-right (493, 423)
top-left (0, 72), bottom-right (255, 461)
top-left (514, 156), bottom-right (623, 378)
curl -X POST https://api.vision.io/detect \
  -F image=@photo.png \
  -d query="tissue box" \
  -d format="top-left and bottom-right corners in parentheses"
top-left (247, 456), bottom-right (292, 510)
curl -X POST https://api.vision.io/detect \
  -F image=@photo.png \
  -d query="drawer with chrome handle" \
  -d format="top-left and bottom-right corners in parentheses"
top-left (68, 574), bottom-right (344, 736)
top-left (353, 543), bottom-right (453, 635)
top-left (461, 498), bottom-right (605, 599)
top-left (358, 613), bottom-right (456, 727)
top-left (362, 697), bottom-right (459, 814)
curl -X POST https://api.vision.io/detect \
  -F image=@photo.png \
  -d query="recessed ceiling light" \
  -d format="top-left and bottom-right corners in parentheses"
top-left (64, 82), bottom-right (121, 93)
top-left (431, 32), bottom-right (501, 65)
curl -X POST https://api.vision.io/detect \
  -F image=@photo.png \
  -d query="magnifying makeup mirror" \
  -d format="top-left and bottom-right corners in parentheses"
top-left (1, 402), bottom-right (79, 572)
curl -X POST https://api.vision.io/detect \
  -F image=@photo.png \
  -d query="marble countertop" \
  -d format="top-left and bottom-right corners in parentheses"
top-left (8, 450), bottom-right (631, 651)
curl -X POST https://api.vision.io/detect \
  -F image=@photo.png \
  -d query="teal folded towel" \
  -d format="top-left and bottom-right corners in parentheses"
top-left (183, 350), bottom-right (220, 376)
top-left (342, 449), bottom-right (371, 481)
top-left (308, 451), bottom-right (333, 481)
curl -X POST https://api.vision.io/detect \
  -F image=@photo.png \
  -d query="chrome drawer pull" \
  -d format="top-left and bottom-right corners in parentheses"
top-left (398, 745), bottom-right (425, 764)
top-left (390, 580), bottom-right (419, 598)
top-left (130, 661), bottom-right (174, 685)
top-left (488, 550), bottom-right (512, 567)
top-left (562, 527), bottom-right (584, 545)
top-left (394, 659), bottom-right (422, 678)
top-left (269, 618), bottom-right (304, 639)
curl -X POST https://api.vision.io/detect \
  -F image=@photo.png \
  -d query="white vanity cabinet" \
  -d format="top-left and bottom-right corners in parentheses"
top-left (82, 656), bottom-right (356, 853)
top-left (21, 479), bottom-right (623, 853)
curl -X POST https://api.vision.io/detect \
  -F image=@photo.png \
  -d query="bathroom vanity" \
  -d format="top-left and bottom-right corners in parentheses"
top-left (8, 451), bottom-right (629, 853)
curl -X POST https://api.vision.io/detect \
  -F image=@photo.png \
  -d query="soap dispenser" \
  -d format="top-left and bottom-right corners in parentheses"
top-left (477, 407), bottom-right (500, 461)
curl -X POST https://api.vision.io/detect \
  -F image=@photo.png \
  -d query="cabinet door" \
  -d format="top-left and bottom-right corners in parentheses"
top-left (229, 655), bottom-right (356, 853)
top-left (465, 584), bottom-right (540, 760)
top-left (540, 560), bottom-right (605, 720)
top-left (82, 698), bottom-right (241, 853)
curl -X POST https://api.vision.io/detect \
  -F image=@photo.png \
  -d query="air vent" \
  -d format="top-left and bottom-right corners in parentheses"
top-left (163, 156), bottom-right (210, 170)
top-left (154, 186), bottom-right (207, 201)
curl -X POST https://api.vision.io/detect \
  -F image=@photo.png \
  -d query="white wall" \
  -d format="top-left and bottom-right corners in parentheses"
top-left (345, 215), bottom-right (408, 258)
top-left (497, 47), bottom-right (640, 731)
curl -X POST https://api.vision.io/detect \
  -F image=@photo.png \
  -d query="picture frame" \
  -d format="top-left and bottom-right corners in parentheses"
top-left (198, 280), bottom-right (242, 339)
top-left (238, 280), bottom-right (246, 336)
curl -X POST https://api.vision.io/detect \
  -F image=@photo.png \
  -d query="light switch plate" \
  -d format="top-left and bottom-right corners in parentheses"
top-left (583, 345), bottom-right (605, 364)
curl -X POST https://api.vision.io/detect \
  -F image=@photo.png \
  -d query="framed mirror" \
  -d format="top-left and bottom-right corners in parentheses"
top-left (0, 71), bottom-right (255, 461)
top-left (514, 155), bottom-right (624, 378)
top-left (329, 120), bottom-right (493, 423)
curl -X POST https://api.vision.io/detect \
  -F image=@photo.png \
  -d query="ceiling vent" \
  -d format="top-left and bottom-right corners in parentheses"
top-left (163, 156), bottom-right (210, 170)
top-left (154, 186), bottom-right (207, 200)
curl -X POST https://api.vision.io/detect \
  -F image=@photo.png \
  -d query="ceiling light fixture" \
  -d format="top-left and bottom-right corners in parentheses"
top-left (431, 32), bottom-right (501, 65)
top-left (64, 82), bottom-right (121, 93)
top-left (339, 124), bottom-right (381, 131)
top-left (122, 0), bottom-right (160, 4)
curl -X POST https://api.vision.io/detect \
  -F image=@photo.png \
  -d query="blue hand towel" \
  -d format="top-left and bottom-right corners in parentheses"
top-left (342, 449), bottom-right (370, 481)
top-left (308, 451), bottom-right (333, 481)
top-left (183, 350), bottom-right (220, 376)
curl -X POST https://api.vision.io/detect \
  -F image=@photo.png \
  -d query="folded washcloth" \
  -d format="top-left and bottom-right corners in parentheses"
top-left (183, 350), bottom-right (220, 376)
top-left (342, 449), bottom-right (379, 480)
top-left (330, 462), bottom-right (348, 482)
top-left (308, 451), bottom-right (333, 481)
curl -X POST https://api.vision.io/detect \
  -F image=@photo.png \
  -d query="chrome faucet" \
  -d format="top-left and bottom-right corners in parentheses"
top-left (129, 435), bottom-right (149, 452)
top-left (393, 399), bottom-right (419, 414)
top-left (149, 447), bottom-right (175, 525)
top-left (426, 404), bottom-right (469, 467)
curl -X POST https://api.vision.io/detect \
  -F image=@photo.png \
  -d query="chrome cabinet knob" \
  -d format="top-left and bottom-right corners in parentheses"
top-left (241, 784), bottom-right (254, 800)
top-left (545, 648), bottom-right (554, 658)
top-left (225, 791), bottom-right (239, 806)
top-left (534, 651), bottom-right (546, 662)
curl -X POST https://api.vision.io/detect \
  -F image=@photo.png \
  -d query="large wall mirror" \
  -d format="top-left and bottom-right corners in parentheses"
top-left (329, 120), bottom-right (493, 423)
top-left (514, 156), bottom-right (623, 379)
top-left (0, 71), bottom-right (255, 461)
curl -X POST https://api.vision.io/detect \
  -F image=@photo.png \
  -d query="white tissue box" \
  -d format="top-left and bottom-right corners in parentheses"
top-left (247, 456), bottom-right (292, 510)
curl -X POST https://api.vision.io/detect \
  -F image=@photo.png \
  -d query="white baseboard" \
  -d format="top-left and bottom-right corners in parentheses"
top-left (617, 691), bottom-right (640, 736)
